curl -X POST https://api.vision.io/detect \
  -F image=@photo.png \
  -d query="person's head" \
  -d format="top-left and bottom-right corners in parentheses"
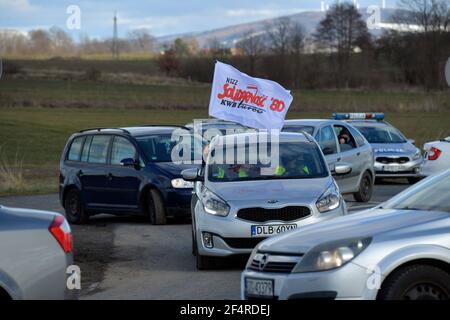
top-left (339, 133), bottom-right (350, 144)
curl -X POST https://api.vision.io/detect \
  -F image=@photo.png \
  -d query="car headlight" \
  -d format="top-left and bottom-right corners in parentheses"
top-left (412, 149), bottom-right (421, 160)
top-left (201, 188), bottom-right (230, 217)
top-left (293, 238), bottom-right (372, 273)
top-left (316, 182), bottom-right (340, 213)
top-left (171, 178), bottom-right (194, 189)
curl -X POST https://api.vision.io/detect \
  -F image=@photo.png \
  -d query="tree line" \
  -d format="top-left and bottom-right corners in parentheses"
top-left (1, 0), bottom-right (449, 90)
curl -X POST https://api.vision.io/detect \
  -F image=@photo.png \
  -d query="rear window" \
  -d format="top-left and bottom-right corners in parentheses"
top-left (67, 136), bottom-right (85, 161)
top-left (282, 125), bottom-right (315, 135)
top-left (88, 135), bottom-right (111, 164)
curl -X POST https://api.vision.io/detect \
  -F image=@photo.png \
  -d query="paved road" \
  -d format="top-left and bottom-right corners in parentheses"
top-left (0, 181), bottom-right (410, 300)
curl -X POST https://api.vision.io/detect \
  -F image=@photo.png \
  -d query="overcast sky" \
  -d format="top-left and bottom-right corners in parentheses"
top-left (0, 0), bottom-right (395, 38)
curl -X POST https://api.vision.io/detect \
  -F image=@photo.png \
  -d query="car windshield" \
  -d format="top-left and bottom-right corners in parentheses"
top-left (384, 173), bottom-right (450, 213)
top-left (208, 142), bottom-right (328, 182)
top-left (198, 123), bottom-right (252, 139)
top-left (137, 134), bottom-right (204, 163)
top-left (354, 125), bottom-right (406, 143)
top-left (282, 125), bottom-right (315, 135)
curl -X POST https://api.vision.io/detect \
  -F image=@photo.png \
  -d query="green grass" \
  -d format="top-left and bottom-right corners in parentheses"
top-left (0, 107), bottom-right (448, 168)
top-left (2, 79), bottom-right (450, 111)
top-left (1, 77), bottom-right (449, 196)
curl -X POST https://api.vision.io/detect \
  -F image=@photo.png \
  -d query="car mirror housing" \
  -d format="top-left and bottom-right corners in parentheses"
top-left (120, 158), bottom-right (138, 167)
top-left (182, 168), bottom-right (201, 182)
top-left (334, 163), bottom-right (352, 175)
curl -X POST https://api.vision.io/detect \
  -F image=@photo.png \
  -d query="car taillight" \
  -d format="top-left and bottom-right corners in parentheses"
top-left (49, 215), bottom-right (72, 253)
top-left (428, 147), bottom-right (442, 161)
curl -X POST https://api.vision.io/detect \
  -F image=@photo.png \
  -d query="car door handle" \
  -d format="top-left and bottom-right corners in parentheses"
top-left (77, 170), bottom-right (83, 177)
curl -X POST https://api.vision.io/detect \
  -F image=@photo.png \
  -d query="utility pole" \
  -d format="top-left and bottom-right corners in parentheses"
top-left (112, 11), bottom-right (119, 59)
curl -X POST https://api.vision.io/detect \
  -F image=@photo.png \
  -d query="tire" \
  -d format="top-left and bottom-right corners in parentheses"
top-left (408, 177), bottom-right (422, 184)
top-left (379, 265), bottom-right (450, 300)
top-left (353, 171), bottom-right (373, 203)
top-left (64, 189), bottom-right (89, 224)
top-left (148, 189), bottom-right (167, 225)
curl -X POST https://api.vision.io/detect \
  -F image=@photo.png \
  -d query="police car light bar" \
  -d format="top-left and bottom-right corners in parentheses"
top-left (332, 113), bottom-right (385, 121)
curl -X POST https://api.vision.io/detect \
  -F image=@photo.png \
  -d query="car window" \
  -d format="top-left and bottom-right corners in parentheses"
top-left (87, 135), bottom-right (111, 164)
top-left (348, 125), bottom-right (366, 147)
top-left (384, 173), bottom-right (450, 213)
top-left (111, 136), bottom-right (136, 165)
top-left (354, 124), bottom-right (407, 143)
top-left (67, 136), bottom-right (85, 161)
top-left (137, 133), bottom-right (204, 163)
top-left (208, 142), bottom-right (328, 182)
top-left (80, 135), bottom-right (93, 162)
top-left (318, 126), bottom-right (337, 155)
top-left (282, 125), bottom-right (315, 135)
top-left (334, 125), bottom-right (357, 152)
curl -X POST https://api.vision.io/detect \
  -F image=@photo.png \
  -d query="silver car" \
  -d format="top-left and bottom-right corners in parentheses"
top-left (283, 119), bottom-right (375, 202)
top-left (0, 205), bottom-right (73, 300)
top-left (241, 169), bottom-right (450, 300)
top-left (333, 113), bottom-right (423, 184)
top-left (182, 132), bottom-right (348, 270)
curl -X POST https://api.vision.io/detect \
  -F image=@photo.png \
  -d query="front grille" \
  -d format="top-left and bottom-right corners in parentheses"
top-left (376, 156), bottom-right (410, 164)
top-left (222, 237), bottom-right (267, 249)
top-left (237, 206), bottom-right (311, 223)
top-left (249, 260), bottom-right (297, 273)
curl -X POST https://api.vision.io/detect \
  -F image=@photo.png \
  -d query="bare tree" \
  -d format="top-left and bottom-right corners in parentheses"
top-left (128, 29), bottom-right (155, 53)
top-left (315, 2), bottom-right (371, 87)
top-left (266, 17), bottom-right (292, 56)
top-left (0, 31), bottom-right (30, 56)
top-left (394, 0), bottom-right (450, 89)
top-left (29, 29), bottom-right (52, 55)
top-left (49, 27), bottom-right (75, 56)
top-left (205, 38), bottom-right (230, 57)
top-left (236, 30), bottom-right (264, 75)
top-left (289, 23), bottom-right (306, 88)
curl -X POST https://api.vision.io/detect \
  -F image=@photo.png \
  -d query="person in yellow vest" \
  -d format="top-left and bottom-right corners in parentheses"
top-left (274, 157), bottom-right (311, 177)
top-left (215, 164), bottom-right (249, 180)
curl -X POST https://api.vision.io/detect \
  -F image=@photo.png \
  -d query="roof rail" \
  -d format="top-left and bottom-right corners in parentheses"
top-left (138, 124), bottom-right (190, 130)
top-left (78, 128), bottom-right (131, 134)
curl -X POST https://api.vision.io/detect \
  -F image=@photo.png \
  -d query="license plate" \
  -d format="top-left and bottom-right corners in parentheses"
top-left (245, 278), bottom-right (274, 298)
top-left (383, 165), bottom-right (406, 172)
top-left (251, 224), bottom-right (297, 237)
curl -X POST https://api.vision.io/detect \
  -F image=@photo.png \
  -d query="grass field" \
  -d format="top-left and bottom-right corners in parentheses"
top-left (2, 78), bottom-right (450, 112)
top-left (0, 59), bottom-right (449, 196)
top-left (0, 107), bottom-right (448, 196)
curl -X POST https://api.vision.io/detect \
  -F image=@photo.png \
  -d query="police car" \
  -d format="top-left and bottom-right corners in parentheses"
top-left (333, 113), bottom-right (423, 184)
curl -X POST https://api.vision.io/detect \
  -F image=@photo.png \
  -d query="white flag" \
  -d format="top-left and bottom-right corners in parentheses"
top-left (208, 61), bottom-right (293, 130)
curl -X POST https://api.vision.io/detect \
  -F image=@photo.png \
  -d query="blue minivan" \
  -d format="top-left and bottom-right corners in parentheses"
top-left (59, 126), bottom-right (203, 225)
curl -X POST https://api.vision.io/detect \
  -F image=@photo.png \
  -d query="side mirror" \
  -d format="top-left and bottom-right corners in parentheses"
top-left (408, 139), bottom-right (416, 145)
top-left (120, 158), bottom-right (138, 167)
top-left (333, 163), bottom-right (352, 175)
top-left (182, 168), bottom-right (201, 182)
